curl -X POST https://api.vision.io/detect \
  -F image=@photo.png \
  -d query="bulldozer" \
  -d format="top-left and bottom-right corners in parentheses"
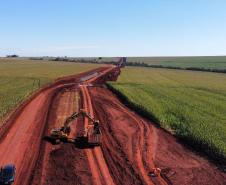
top-left (48, 109), bottom-right (101, 146)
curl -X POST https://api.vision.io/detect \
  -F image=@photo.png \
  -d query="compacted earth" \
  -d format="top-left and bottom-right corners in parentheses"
top-left (0, 66), bottom-right (225, 185)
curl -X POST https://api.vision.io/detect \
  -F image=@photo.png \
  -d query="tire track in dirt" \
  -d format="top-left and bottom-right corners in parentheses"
top-left (123, 110), bottom-right (166, 185)
top-left (81, 85), bottom-right (115, 185)
top-left (0, 89), bottom-right (53, 185)
top-left (30, 66), bottom-right (117, 185)
top-left (3, 64), bottom-right (223, 185)
top-left (39, 91), bottom-right (74, 185)
top-left (81, 85), bottom-right (102, 185)
top-left (80, 63), bottom-right (167, 185)
top-left (31, 87), bottom-right (94, 185)
top-left (0, 67), bottom-right (109, 185)
top-left (89, 87), bottom-right (167, 185)
top-left (89, 86), bottom-right (226, 185)
top-left (78, 65), bottom-right (165, 185)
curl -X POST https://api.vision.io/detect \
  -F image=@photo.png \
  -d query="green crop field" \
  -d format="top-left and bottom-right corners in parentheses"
top-left (99, 56), bottom-right (226, 71)
top-left (127, 56), bottom-right (226, 68)
top-left (126, 56), bottom-right (226, 70)
top-left (108, 67), bottom-right (226, 162)
top-left (18, 56), bottom-right (226, 71)
top-left (0, 59), bottom-right (99, 121)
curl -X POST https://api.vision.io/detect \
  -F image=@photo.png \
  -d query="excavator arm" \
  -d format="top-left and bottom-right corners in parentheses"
top-left (49, 109), bottom-right (101, 145)
top-left (79, 109), bottom-right (97, 124)
top-left (59, 109), bottom-right (97, 134)
top-left (61, 111), bottom-right (80, 133)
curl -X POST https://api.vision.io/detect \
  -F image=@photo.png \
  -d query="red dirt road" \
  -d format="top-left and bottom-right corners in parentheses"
top-left (0, 85), bottom-right (57, 185)
top-left (80, 85), bottom-right (115, 185)
top-left (0, 66), bottom-right (225, 185)
top-left (0, 67), bottom-right (109, 185)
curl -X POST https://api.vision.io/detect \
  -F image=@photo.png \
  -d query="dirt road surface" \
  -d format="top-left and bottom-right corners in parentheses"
top-left (0, 65), bottom-right (225, 185)
top-left (0, 67), bottom-right (108, 185)
top-left (89, 86), bottom-right (226, 185)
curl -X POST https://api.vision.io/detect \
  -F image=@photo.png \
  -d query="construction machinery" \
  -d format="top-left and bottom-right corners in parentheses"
top-left (107, 57), bottom-right (127, 81)
top-left (149, 168), bottom-right (162, 177)
top-left (0, 164), bottom-right (16, 185)
top-left (117, 57), bottom-right (127, 68)
top-left (49, 109), bottom-right (101, 146)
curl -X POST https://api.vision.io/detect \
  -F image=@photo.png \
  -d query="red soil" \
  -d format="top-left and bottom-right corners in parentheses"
top-left (31, 89), bottom-right (93, 185)
top-left (0, 67), bottom-right (108, 185)
top-left (89, 86), bottom-right (226, 185)
top-left (80, 85), bottom-right (115, 185)
top-left (0, 65), bottom-right (225, 185)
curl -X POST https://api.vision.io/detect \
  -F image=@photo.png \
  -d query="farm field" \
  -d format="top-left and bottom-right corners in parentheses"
top-left (127, 56), bottom-right (226, 70)
top-left (99, 56), bottom-right (226, 71)
top-left (0, 59), bottom-right (100, 121)
top-left (0, 62), bottom-right (225, 185)
top-left (11, 56), bottom-right (226, 71)
top-left (108, 67), bottom-right (226, 162)
top-left (1, 1), bottom-right (226, 184)
top-left (128, 56), bottom-right (226, 67)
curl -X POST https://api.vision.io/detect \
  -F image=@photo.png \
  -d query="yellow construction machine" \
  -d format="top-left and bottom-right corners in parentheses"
top-left (48, 109), bottom-right (101, 146)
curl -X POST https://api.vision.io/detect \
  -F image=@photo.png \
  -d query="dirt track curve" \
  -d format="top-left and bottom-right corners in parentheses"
top-left (0, 66), bottom-right (225, 185)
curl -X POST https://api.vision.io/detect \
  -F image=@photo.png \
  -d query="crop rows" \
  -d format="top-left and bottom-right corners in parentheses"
top-left (0, 59), bottom-right (99, 121)
top-left (108, 67), bottom-right (226, 162)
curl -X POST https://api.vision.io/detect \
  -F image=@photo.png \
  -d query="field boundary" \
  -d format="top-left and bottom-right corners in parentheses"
top-left (0, 67), bottom-right (106, 141)
top-left (147, 65), bottom-right (226, 74)
top-left (47, 58), bottom-right (226, 74)
top-left (106, 83), bottom-right (226, 166)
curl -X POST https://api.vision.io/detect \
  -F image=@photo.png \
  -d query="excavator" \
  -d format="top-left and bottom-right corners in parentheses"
top-left (48, 109), bottom-right (101, 146)
top-left (107, 57), bottom-right (127, 81)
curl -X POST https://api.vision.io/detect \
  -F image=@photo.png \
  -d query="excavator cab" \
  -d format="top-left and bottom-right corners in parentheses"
top-left (87, 124), bottom-right (102, 146)
top-left (76, 120), bottom-right (101, 147)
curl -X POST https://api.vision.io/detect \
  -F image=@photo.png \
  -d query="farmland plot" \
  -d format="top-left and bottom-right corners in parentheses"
top-left (109, 67), bottom-right (226, 162)
top-left (0, 59), bottom-right (99, 120)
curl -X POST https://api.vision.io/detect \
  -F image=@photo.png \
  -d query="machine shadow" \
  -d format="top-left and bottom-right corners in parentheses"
top-left (43, 136), bottom-right (97, 149)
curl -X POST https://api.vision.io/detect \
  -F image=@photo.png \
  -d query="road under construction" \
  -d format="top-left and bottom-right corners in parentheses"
top-left (0, 58), bottom-right (225, 185)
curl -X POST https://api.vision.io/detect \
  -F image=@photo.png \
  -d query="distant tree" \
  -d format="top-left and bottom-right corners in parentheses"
top-left (6, 54), bottom-right (19, 58)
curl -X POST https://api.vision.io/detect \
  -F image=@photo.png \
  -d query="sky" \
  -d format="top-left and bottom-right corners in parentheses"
top-left (0, 0), bottom-right (226, 57)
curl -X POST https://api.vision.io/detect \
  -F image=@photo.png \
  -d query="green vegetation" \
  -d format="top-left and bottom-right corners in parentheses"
top-left (13, 56), bottom-right (226, 72)
top-left (97, 56), bottom-right (226, 72)
top-left (0, 59), bottom-right (99, 120)
top-left (109, 67), bottom-right (226, 162)
top-left (127, 56), bottom-right (226, 70)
